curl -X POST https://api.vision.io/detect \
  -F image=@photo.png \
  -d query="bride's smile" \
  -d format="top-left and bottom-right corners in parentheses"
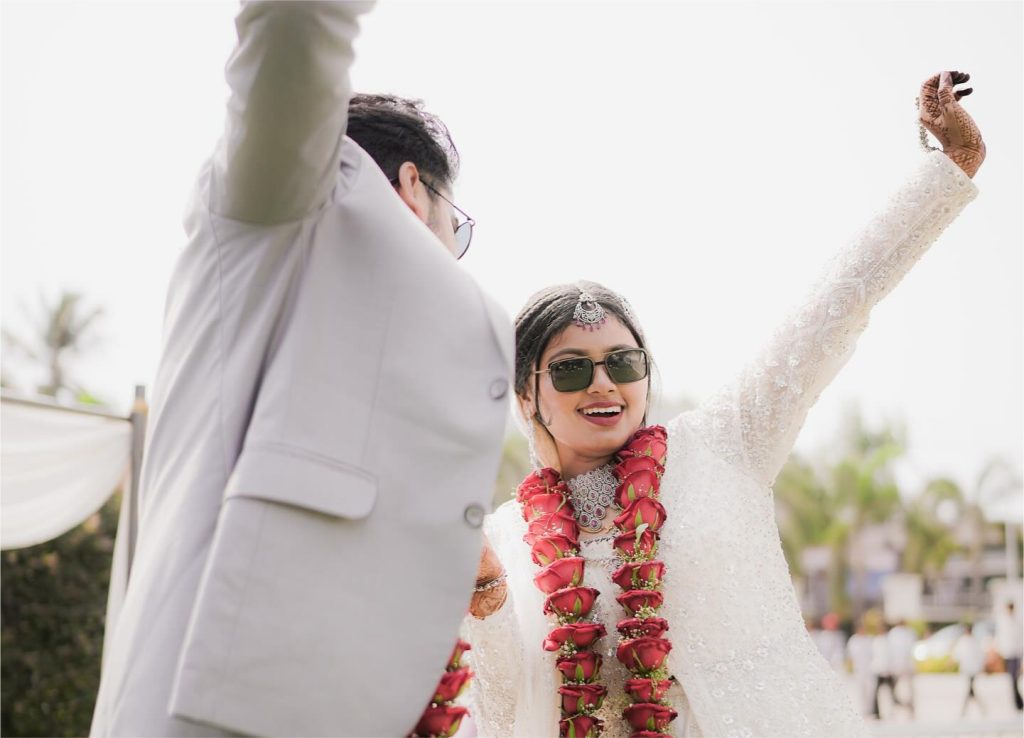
top-left (522, 316), bottom-right (651, 479)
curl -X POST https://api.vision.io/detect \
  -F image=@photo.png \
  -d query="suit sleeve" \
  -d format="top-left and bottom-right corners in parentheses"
top-left (210, 1), bottom-right (373, 224)
top-left (681, 151), bottom-right (978, 487)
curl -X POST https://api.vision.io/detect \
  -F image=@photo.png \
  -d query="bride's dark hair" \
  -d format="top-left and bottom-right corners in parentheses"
top-left (513, 281), bottom-right (650, 418)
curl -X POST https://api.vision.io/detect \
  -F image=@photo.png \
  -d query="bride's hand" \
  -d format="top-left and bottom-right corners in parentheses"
top-left (919, 70), bottom-right (986, 178)
top-left (470, 535), bottom-right (507, 619)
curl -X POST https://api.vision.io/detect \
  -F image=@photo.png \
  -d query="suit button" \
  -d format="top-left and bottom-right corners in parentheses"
top-left (489, 379), bottom-right (509, 400)
top-left (464, 503), bottom-right (485, 529)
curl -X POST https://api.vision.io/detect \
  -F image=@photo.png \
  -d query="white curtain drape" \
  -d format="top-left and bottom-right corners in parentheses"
top-left (1, 399), bottom-right (130, 549)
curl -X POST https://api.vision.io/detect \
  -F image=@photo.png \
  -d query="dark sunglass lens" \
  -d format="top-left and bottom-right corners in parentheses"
top-left (550, 358), bottom-right (593, 392)
top-left (606, 350), bottom-right (648, 383)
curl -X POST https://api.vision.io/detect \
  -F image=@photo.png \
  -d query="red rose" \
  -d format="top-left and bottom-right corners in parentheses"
top-left (616, 617), bottom-right (669, 639)
top-left (558, 683), bottom-right (608, 713)
top-left (623, 703), bottom-right (678, 732)
top-left (544, 586), bottom-right (599, 620)
top-left (524, 511), bottom-right (580, 546)
top-left (616, 589), bottom-right (664, 616)
top-left (559, 714), bottom-right (604, 738)
top-left (516, 468), bottom-right (562, 502)
top-left (531, 535), bottom-right (578, 566)
top-left (624, 678), bottom-right (673, 703)
top-left (534, 556), bottom-right (586, 594)
top-left (556, 650), bottom-right (603, 682)
top-left (543, 622), bottom-right (607, 651)
top-left (447, 639), bottom-right (471, 670)
top-left (627, 426), bottom-right (668, 448)
top-left (521, 492), bottom-right (570, 521)
top-left (611, 561), bottom-right (666, 592)
top-left (619, 427), bottom-right (668, 465)
top-left (414, 705), bottom-right (469, 738)
top-left (616, 636), bottom-right (672, 673)
top-left (613, 497), bottom-right (667, 534)
top-left (613, 529), bottom-right (658, 560)
top-left (614, 468), bottom-right (660, 508)
top-left (635, 425), bottom-right (667, 441)
top-left (614, 454), bottom-right (664, 480)
top-left (432, 666), bottom-right (473, 703)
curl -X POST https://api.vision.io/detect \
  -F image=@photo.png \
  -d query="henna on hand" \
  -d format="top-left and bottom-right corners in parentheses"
top-left (470, 535), bottom-right (508, 618)
top-left (470, 583), bottom-right (508, 619)
top-left (919, 71), bottom-right (986, 178)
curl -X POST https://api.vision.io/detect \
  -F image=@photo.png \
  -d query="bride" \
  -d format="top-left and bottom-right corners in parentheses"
top-left (461, 71), bottom-right (984, 738)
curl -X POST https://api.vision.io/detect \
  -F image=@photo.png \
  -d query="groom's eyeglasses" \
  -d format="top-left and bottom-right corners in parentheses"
top-left (389, 176), bottom-right (475, 259)
top-left (421, 182), bottom-right (475, 259)
top-left (534, 348), bottom-right (649, 393)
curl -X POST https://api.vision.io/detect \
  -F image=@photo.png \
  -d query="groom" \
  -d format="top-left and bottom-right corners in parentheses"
top-left (90, 2), bottom-right (511, 736)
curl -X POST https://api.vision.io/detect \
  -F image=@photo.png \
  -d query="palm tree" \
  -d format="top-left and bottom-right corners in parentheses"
top-left (901, 477), bottom-right (964, 580)
top-left (1, 290), bottom-right (103, 398)
top-left (774, 411), bottom-right (907, 618)
top-left (832, 436), bottom-right (904, 617)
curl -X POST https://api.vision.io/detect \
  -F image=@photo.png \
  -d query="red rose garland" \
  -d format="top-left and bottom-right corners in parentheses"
top-left (411, 640), bottom-right (473, 737)
top-left (516, 426), bottom-right (677, 738)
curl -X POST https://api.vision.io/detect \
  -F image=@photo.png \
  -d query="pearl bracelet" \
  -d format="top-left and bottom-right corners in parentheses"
top-left (474, 573), bottom-right (507, 592)
top-left (916, 97), bottom-right (940, 153)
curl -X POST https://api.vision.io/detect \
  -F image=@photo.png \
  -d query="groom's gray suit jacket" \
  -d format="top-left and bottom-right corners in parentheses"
top-left (89, 3), bottom-right (512, 736)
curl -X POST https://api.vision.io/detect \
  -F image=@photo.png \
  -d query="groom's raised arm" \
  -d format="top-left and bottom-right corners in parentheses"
top-left (211, 1), bottom-right (372, 224)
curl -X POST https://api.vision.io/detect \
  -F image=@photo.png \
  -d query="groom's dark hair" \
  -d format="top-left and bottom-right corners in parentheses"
top-left (346, 94), bottom-right (460, 188)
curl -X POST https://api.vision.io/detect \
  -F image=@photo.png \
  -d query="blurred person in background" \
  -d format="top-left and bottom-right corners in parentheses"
top-left (847, 619), bottom-right (877, 717)
top-left (887, 619), bottom-right (917, 717)
top-left (871, 623), bottom-right (895, 719)
top-left (953, 623), bottom-right (986, 717)
top-left (816, 612), bottom-right (848, 672)
top-left (995, 601), bottom-right (1023, 711)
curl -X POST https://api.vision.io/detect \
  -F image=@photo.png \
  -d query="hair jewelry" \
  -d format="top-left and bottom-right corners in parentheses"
top-left (573, 288), bottom-right (607, 330)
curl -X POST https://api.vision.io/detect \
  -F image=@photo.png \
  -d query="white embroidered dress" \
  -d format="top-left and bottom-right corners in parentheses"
top-left (463, 152), bottom-right (977, 738)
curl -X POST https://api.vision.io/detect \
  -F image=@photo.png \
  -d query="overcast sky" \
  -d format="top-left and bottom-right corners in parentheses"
top-left (2, 1), bottom-right (1021, 501)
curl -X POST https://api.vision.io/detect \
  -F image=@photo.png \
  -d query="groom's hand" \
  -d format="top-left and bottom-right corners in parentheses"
top-left (470, 535), bottom-right (507, 619)
top-left (919, 70), bottom-right (986, 178)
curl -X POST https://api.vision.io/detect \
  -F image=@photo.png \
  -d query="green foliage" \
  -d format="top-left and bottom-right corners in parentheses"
top-left (774, 413), bottom-right (906, 618)
top-left (772, 409), bottom-right (974, 619)
top-left (493, 432), bottom-right (531, 509)
top-left (902, 478), bottom-right (966, 577)
top-left (1, 289), bottom-right (104, 398)
top-left (1, 493), bottom-right (120, 737)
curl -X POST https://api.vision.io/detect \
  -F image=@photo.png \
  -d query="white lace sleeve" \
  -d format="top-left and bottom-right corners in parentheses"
top-left (684, 151), bottom-right (978, 486)
top-left (459, 504), bottom-right (525, 738)
top-left (461, 598), bottom-right (521, 737)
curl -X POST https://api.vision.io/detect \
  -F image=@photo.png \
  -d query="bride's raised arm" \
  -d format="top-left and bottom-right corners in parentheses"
top-left (682, 71), bottom-right (984, 488)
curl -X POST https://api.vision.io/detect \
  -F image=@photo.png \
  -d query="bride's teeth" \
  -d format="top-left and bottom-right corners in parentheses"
top-left (582, 407), bottom-right (622, 416)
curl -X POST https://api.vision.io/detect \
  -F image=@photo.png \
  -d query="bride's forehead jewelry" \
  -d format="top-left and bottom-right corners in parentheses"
top-left (617, 295), bottom-right (642, 339)
top-left (572, 288), bottom-right (607, 330)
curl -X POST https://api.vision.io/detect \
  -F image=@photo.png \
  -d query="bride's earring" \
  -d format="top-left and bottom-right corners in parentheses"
top-left (526, 417), bottom-right (541, 470)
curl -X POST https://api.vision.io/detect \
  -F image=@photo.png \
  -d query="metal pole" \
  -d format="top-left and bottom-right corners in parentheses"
top-left (1008, 523), bottom-right (1021, 582)
top-left (126, 385), bottom-right (148, 582)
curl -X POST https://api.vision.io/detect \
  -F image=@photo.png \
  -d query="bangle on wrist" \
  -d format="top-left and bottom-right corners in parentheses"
top-left (474, 573), bottom-right (507, 592)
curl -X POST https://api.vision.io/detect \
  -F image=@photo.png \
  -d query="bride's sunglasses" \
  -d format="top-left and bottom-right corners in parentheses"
top-left (534, 348), bottom-right (649, 393)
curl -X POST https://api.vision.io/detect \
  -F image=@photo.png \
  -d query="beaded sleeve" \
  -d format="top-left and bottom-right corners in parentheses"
top-left (683, 151), bottom-right (978, 487)
top-left (460, 503), bottom-right (526, 737)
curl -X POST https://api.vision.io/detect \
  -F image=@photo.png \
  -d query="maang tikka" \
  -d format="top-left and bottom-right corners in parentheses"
top-left (572, 288), bottom-right (607, 330)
